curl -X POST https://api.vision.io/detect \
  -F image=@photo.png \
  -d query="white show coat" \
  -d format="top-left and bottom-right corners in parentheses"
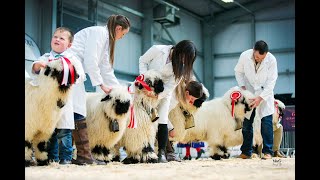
top-left (30, 51), bottom-right (85, 129)
top-left (234, 49), bottom-right (278, 119)
top-left (66, 26), bottom-right (120, 117)
top-left (25, 70), bottom-right (30, 79)
top-left (139, 45), bottom-right (181, 124)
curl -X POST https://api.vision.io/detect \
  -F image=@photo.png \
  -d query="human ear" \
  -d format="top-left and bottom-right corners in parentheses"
top-left (116, 25), bottom-right (122, 31)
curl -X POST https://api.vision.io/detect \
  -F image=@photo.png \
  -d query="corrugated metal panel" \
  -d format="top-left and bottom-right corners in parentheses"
top-left (281, 131), bottom-right (295, 148)
top-left (256, 20), bottom-right (295, 49)
top-left (213, 22), bottom-right (253, 54)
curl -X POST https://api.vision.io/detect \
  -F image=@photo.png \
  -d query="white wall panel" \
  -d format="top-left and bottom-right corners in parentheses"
top-left (213, 57), bottom-right (238, 77)
top-left (213, 22), bottom-right (253, 54)
top-left (214, 79), bottom-right (238, 98)
top-left (154, 12), bottom-right (202, 50)
top-left (114, 32), bottom-right (141, 75)
top-left (256, 20), bottom-right (295, 49)
top-left (274, 74), bottom-right (295, 95)
top-left (193, 56), bottom-right (204, 82)
top-left (273, 52), bottom-right (295, 73)
top-left (255, 3), bottom-right (295, 21)
top-left (25, 0), bottom-right (42, 54)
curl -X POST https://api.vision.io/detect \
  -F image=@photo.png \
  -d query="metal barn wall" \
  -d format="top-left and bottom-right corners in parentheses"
top-left (154, 12), bottom-right (204, 82)
top-left (60, 0), bottom-right (204, 83)
top-left (25, 0), bottom-right (55, 74)
top-left (95, 0), bottom-right (144, 81)
top-left (212, 2), bottom-right (295, 98)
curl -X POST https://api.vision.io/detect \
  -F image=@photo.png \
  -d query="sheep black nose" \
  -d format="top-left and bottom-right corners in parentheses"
top-left (154, 79), bottom-right (164, 94)
top-left (115, 100), bottom-right (130, 115)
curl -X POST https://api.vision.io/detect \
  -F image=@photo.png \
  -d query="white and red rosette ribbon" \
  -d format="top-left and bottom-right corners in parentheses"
top-left (230, 91), bottom-right (242, 117)
top-left (127, 105), bottom-right (137, 128)
top-left (49, 56), bottom-right (75, 85)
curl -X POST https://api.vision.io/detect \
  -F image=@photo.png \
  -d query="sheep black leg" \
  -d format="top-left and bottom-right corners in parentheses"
top-left (122, 157), bottom-right (139, 164)
top-left (25, 141), bottom-right (33, 167)
top-left (218, 145), bottom-right (230, 159)
top-left (142, 144), bottom-right (158, 163)
top-left (36, 141), bottom-right (49, 166)
top-left (92, 145), bottom-right (109, 164)
top-left (111, 155), bottom-right (120, 162)
top-left (210, 154), bottom-right (222, 160)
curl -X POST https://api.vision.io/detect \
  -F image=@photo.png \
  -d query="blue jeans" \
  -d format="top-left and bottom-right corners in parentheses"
top-left (74, 113), bottom-right (85, 121)
top-left (240, 108), bottom-right (273, 156)
top-left (47, 129), bottom-right (73, 161)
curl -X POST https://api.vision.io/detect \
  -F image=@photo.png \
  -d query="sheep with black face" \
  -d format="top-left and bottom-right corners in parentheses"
top-left (85, 85), bottom-right (132, 163)
top-left (25, 57), bottom-right (81, 166)
top-left (170, 86), bottom-right (255, 160)
top-left (115, 69), bottom-right (164, 164)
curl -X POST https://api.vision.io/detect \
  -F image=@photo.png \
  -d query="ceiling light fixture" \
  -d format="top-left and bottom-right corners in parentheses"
top-left (221, 0), bottom-right (234, 3)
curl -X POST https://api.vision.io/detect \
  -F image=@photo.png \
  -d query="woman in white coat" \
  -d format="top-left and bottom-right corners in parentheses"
top-left (66, 14), bottom-right (131, 165)
top-left (139, 40), bottom-right (197, 163)
top-left (234, 40), bottom-right (278, 160)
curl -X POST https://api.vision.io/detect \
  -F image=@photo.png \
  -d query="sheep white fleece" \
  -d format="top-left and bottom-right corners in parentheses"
top-left (25, 58), bottom-right (80, 165)
top-left (115, 69), bottom-right (164, 163)
top-left (85, 85), bottom-right (132, 162)
top-left (170, 86), bottom-right (255, 159)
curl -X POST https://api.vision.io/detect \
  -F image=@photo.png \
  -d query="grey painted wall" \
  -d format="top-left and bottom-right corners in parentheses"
top-left (25, 0), bottom-right (295, 98)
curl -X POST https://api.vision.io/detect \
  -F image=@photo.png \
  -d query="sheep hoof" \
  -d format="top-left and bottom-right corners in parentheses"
top-left (37, 159), bottom-right (49, 166)
top-left (111, 155), bottom-right (120, 162)
top-left (122, 157), bottom-right (139, 164)
top-left (147, 158), bottom-right (158, 163)
top-left (25, 160), bottom-right (31, 167)
top-left (210, 154), bottom-right (222, 160)
top-left (222, 153), bottom-right (230, 159)
top-left (103, 160), bottom-right (110, 164)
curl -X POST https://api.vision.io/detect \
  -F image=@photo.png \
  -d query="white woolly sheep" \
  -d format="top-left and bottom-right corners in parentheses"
top-left (252, 99), bottom-right (286, 157)
top-left (85, 85), bottom-right (132, 163)
top-left (170, 86), bottom-right (255, 160)
top-left (115, 69), bottom-right (164, 164)
top-left (25, 58), bottom-right (80, 166)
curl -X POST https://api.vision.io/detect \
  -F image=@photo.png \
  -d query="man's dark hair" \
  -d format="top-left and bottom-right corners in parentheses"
top-left (254, 40), bottom-right (269, 55)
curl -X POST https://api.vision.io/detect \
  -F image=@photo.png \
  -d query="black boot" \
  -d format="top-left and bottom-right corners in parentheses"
top-left (157, 124), bottom-right (168, 163)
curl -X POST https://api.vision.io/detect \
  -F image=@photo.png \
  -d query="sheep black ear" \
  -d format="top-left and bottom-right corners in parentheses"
top-left (101, 95), bottom-right (111, 102)
top-left (154, 79), bottom-right (164, 94)
top-left (44, 67), bottom-right (51, 76)
top-left (193, 99), bottom-right (204, 108)
top-left (193, 93), bottom-right (207, 108)
top-left (134, 82), bottom-right (144, 90)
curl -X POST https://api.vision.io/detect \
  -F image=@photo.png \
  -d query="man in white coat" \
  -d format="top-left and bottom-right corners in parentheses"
top-left (234, 40), bottom-right (278, 160)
